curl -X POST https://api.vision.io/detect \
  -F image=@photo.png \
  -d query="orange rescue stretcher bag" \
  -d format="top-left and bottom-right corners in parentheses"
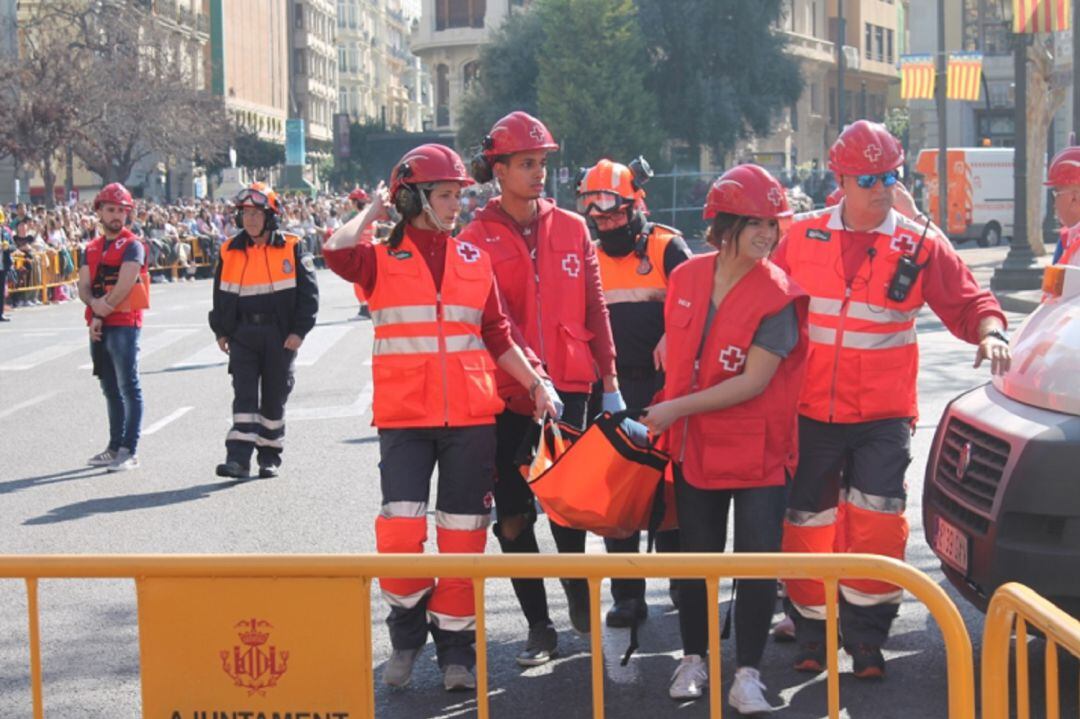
top-left (524, 410), bottom-right (673, 539)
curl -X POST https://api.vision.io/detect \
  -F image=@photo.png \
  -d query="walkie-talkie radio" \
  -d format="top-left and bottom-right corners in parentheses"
top-left (886, 217), bottom-right (932, 302)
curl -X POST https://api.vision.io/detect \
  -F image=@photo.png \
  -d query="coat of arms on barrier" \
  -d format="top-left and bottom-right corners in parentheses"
top-left (220, 618), bottom-right (289, 695)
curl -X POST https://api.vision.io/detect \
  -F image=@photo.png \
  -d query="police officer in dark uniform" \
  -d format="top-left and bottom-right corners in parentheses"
top-left (209, 182), bottom-right (319, 479)
top-left (577, 158), bottom-right (692, 627)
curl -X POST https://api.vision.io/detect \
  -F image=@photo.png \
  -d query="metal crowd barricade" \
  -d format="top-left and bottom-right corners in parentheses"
top-left (981, 582), bottom-right (1080, 719)
top-left (0, 553), bottom-right (975, 719)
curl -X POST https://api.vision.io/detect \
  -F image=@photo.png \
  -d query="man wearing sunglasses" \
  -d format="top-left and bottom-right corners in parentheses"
top-left (575, 158), bottom-right (692, 628)
top-left (209, 182), bottom-right (319, 479)
top-left (772, 120), bottom-right (1011, 679)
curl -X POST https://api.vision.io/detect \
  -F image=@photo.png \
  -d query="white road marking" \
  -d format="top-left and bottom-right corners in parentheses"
top-left (79, 328), bottom-right (198, 370)
top-left (0, 391), bottom-right (58, 420)
top-left (289, 383), bottom-right (372, 421)
top-left (0, 343), bottom-right (83, 371)
top-left (294, 325), bottom-right (352, 366)
top-left (169, 342), bottom-right (227, 370)
top-left (143, 406), bottom-right (194, 436)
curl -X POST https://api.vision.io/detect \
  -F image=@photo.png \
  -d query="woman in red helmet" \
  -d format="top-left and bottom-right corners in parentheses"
top-left (457, 111), bottom-right (621, 666)
top-left (641, 164), bottom-right (809, 710)
top-left (346, 187), bottom-right (374, 318)
top-left (323, 144), bottom-right (556, 693)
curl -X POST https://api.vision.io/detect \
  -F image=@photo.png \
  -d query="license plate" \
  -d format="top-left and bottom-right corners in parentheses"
top-left (934, 516), bottom-right (969, 575)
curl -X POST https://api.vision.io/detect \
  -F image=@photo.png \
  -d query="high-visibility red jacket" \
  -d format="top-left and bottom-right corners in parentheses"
top-left (662, 254), bottom-right (808, 490)
top-left (458, 198), bottom-right (615, 397)
top-left (779, 208), bottom-right (929, 423)
top-left (1061, 222), bottom-right (1080, 266)
top-left (367, 233), bottom-right (505, 428)
top-left (83, 229), bottom-right (150, 328)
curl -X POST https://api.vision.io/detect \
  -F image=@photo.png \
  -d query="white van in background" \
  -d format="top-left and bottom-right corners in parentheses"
top-left (915, 147), bottom-right (1015, 247)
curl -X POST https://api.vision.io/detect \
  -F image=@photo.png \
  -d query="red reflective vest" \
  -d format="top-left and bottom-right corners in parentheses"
top-left (367, 232), bottom-right (505, 429)
top-left (662, 254), bottom-right (808, 490)
top-left (1061, 223), bottom-right (1080, 266)
top-left (83, 230), bottom-right (150, 328)
top-left (783, 208), bottom-right (927, 423)
top-left (459, 206), bottom-right (598, 395)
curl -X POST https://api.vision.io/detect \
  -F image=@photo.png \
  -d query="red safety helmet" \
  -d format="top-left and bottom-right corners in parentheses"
top-left (576, 159), bottom-right (646, 214)
top-left (703, 164), bottom-right (792, 221)
top-left (348, 188), bottom-right (370, 203)
top-left (825, 187), bottom-right (845, 207)
top-left (234, 181), bottom-right (282, 215)
top-left (389, 143), bottom-right (474, 202)
top-left (93, 183), bottom-right (134, 211)
top-left (1045, 146), bottom-right (1080, 187)
top-left (828, 120), bottom-right (905, 176)
top-left (482, 111), bottom-right (559, 158)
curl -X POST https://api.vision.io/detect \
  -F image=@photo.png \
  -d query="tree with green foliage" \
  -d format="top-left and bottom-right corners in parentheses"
top-left (535, 0), bottom-right (661, 171)
top-left (636, 0), bottom-right (804, 158)
top-left (456, 7), bottom-right (544, 152)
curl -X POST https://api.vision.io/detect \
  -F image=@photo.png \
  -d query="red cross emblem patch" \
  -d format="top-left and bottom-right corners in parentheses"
top-left (530, 124), bottom-right (547, 143)
top-left (719, 345), bottom-right (747, 373)
top-left (890, 233), bottom-right (917, 254)
top-left (456, 242), bottom-right (481, 263)
top-left (864, 144), bottom-right (883, 164)
top-left (561, 254), bottom-right (580, 278)
top-left (767, 187), bottom-right (784, 207)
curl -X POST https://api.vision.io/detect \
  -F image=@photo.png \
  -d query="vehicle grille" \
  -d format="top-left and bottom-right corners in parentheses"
top-left (936, 417), bottom-right (1011, 515)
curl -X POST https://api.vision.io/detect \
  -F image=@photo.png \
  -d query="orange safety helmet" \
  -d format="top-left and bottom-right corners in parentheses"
top-left (93, 183), bottom-right (134, 211)
top-left (825, 187), bottom-right (844, 207)
top-left (1045, 146), bottom-right (1080, 187)
top-left (348, 188), bottom-right (370, 203)
top-left (703, 164), bottom-right (792, 221)
top-left (234, 181), bottom-right (282, 215)
top-left (388, 143), bottom-right (474, 205)
top-left (481, 111), bottom-right (558, 158)
top-left (828, 120), bottom-right (905, 176)
top-left (575, 157), bottom-right (651, 215)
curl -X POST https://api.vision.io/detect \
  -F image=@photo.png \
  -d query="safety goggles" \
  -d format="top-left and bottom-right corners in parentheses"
top-left (234, 188), bottom-right (272, 208)
top-left (855, 169), bottom-right (900, 189)
top-left (577, 191), bottom-right (632, 216)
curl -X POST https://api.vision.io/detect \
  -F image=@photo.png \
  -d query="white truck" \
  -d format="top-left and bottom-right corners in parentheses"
top-left (915, 147), bottom-right (1015, 247)
top-left (923, 264), bottom-right (1080, 616)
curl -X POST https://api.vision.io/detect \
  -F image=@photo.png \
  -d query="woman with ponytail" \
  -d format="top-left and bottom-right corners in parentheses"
top-left (323, 144), bottom-right (556, 694)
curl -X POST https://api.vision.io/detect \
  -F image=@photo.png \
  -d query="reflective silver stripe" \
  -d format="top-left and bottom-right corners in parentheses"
top-left (221, 278), bottom-right (298, 297)
top-left (382, 585), bottom-right (432, 609)
top-left (807, 325), bottom-right (916, 350)
top-left (254, 435), bottom-right (284, 449)
top-left (373, 336), bottom-right (440, 355)
top-left (435, 511), bottom-right (490, 531)
top-left (840, 584), bottom-right (903, 606)
top-left (381, 501), bottom-right (428, 518)
top-left (219, 281), bottom-right (243, 294)
top-left (371, 305), bottom-right (438, 326)
top-left (233, 413), bottom-right (285, 430)
top-left (427, 609), bottom-right (475, 632)
top-left (790, 600), bottom-right (828, 621)
top-left (443, 305), bottom-right (484, 325)
top-left (809, 298), bottom-right (919, 324)
top-left (226, 430), bottom-right (259, 443)
top-left (603, 287), bottom-right (666, 304)
top-left (844, 487), bottom-right (906, 514)
top-left (785, 507), bottom-right (838, 527)
top-left (444, 334), bottom-right (486, 353)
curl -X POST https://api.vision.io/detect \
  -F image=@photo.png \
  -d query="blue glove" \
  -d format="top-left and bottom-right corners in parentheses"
top-left (620, 417), bottom-right (651, 448)
top-left (602, 390), bottom-right (627, 413)
top-left (542, 379), bottom-right (564, 420)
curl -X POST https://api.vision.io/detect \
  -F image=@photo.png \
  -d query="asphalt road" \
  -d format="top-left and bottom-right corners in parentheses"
top-left (0, 253), bottom-right (1073, 718)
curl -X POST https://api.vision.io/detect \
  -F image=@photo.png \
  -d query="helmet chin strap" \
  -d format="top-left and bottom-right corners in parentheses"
top-left (419, 186), bottom-right (455, 233)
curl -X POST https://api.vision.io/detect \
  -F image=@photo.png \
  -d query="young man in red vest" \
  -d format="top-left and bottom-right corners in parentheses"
top-left (775, 120), bottom-right (1012, 678)
top-left (77, 183), bottom-right (149, 472)
top-left (459, 111), bottom-right (621, 666)
top-left (1047, 146), bottom-right (1080, 267)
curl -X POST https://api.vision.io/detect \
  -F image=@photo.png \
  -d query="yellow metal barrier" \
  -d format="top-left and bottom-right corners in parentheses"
top-left (981, 582), bottom-right (1080, 719)
top-left (0, 553), bottom-right (975, 719)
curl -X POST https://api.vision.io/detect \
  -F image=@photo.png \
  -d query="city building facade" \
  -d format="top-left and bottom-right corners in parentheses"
top-left (288, 0), bottom-right (339, 145)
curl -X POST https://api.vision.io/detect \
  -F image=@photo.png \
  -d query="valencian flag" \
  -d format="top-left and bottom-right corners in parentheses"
top-left (1013, 0), bottom-right (1070, 33)
top-left (900, 54), bottom-right (935, 100)
top-left (947, 52), bottom-right (983, 102)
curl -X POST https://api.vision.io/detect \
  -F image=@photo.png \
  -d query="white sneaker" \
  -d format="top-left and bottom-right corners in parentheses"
top-left (728, 666), bottom-right (772, 714)
top-left (87, 448), bottom-right (117, 467)
top-left (107, 448), bottom-right (140, 473)
top-left (669, 655), bottom-right (707, 700)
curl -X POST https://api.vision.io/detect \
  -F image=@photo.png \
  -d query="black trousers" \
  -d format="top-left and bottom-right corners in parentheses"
top-left (224, 322), bottom-right (295, 468)
top-left (590, 369), bottom-right (681, 602)
top-left (675, 466), bottom-right (786, 668)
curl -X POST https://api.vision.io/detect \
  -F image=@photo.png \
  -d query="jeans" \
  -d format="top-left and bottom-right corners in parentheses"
top-left (93, 325), bottom-right (143, 454)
